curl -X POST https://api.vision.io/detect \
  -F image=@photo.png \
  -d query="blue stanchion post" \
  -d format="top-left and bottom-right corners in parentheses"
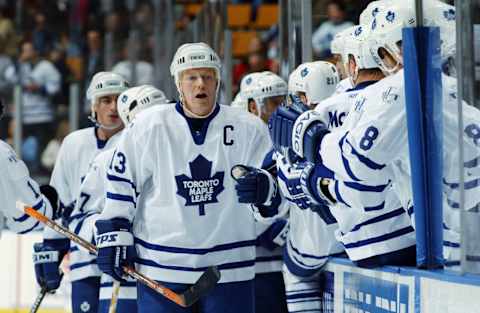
top-left (403, 26), bottom-right (444, 269)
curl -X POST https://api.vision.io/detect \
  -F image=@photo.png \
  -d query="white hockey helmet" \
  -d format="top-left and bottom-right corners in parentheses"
top-left (170, 42), bottom-right (222, 98)
top-left (369, 3), bottom-right (416, 75)
top-left (359, 0), bottom-right (391, 26)
top-left (86, 71), bottom-right (130, 128)
top-left (231, 92), bottom-right (248, 111)
top-left (243, 73), bottom-right (287, 116)
top-left (423, 1), bottom-right (456, 62)
top-left (330, 26), bottom-right (355, 55)
top-left (289, 61), bottom-right (339, 106)
top-left (240, 72), bottom-right (265, 93)
top-left (117, 85), bottom-right (168, 125)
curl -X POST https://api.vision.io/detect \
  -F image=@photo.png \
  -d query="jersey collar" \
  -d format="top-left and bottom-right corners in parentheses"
top-left (175, 102), bottom-right (221, 145)
top-left (94, 127), bottom-right (108, 149)
top-left (346, 80), bottom-right (378, 92)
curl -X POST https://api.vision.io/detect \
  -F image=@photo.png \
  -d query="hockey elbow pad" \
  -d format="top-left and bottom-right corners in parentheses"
top-left (291, 110), bottom-right (329, 163)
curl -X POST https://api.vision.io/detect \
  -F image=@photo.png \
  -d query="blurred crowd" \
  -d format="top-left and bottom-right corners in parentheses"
top-left (0, 0), bottom-right (386, 176)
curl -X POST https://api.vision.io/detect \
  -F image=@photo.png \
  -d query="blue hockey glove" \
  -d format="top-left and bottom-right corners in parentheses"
top-left (269, 95), bottom-right (329, 163)
top-left (33, 239), bottom-right (69, 291)
top-left (257, 219), bottom-right (289, 251)
top-left (95, 218), bottom-right (136, 282)
top-left (232, 164), bottom-right (281, 217)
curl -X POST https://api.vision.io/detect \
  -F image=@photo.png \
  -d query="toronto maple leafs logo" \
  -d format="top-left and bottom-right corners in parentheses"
top-left (121, 94), bottom-right (128, 103)
top-left (386, 11), bottom-right (395, 23)
top-left (371, 18), bottom-right (377, 30)
top-left (300, 67), bottom-right (309, 77)
top-left (372, 7), bottom-right (379, 17)
top-left (443, 9), bottom-right (455, 21)
top-left (175, 154), bottom-right (225, 216)
top-left (246, 77), bottom-right (252, 85)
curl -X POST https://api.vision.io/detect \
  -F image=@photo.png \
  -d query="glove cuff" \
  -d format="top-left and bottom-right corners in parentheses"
top-left (33, 250), bottom-right (60, 264)
top-left (96, 231), bottom-right (134, 248)
top-left (291, 110), bottom-right (324, 159)
top-left (260, 169), bottom-right (278, 206)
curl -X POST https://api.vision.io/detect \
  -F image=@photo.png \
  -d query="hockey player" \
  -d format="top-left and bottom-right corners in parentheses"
top-left (0, 99), bottom-right (59, 236)
top-left (94, 42), bottom-right (277, 313)
top-left (234, 71), bottom-right (289, 313)
top-left (269, 1), bottom-right (475, 267)
top-left (278, 61), bottom-right (345, 312)
top-left (330, 26), bottom-right (355, 94)
top-left (33, 72), bottom-right (129, 313)
top-left (68, 85), bottom-right (168, 313)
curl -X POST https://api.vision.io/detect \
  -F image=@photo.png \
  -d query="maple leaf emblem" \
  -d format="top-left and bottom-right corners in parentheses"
top-left (175, 154), bottom-right (225, 216)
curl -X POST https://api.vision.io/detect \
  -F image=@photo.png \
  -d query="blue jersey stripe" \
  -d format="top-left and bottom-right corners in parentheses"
top-left (18, 220), bottom-right (40, 234)
top-left (343, 226), bottom-right (415, 249)
top-left (100, 282), bottom-right (136, 288)
top-left (343, 181), bottom-right (389, 192)
top-left (349, 208), bottom-right (405, 233)
top-left (364, 201), bottom-right (385, 212)
top-left (136, 258), bottom-right (254, 272)
top-left (106, 173), bottom-right (137, 190)
top-left (255, 255), bottom-right (283, 263)
top-left (287, 239), bottom-right (330, 261)
top-left (443, 178), bottom-right (480, 190)
top-left (334, 181), bottom-right (350, 207)
top-left (70, 259), bottom-right (97, 270)
top-left (344, 136), bottom-right (386, 170)
top-left (339, 133), bottom-right (361, 182)
top-left (286, 292), bottom-right (321, 300)
top-left (134, 237), bottom-right (256, 255)
top-left (106, 192), bottom-right (136, 205)
top-left (283, 248), bottom-right (323, 277)
top-left (443, 241), bottom-right (460, 248)
top-left (464, 156), bottom-right (480, 168)
top-left (13, 199), bottom-right (44, 222)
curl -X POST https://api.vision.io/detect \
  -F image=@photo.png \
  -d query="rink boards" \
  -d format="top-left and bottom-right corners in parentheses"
top-left (320, 258), bottom-right (480, 313)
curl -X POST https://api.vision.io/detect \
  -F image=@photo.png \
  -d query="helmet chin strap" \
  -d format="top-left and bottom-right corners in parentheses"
top-left (88, 114), bottom-right (123, 130)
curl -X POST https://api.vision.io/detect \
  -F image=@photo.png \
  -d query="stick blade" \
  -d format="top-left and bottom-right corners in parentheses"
top-left (182, 266), bottom-right (221, 307)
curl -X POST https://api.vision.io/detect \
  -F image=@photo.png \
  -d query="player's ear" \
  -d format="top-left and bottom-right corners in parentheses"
top-left (248, 99), bottom-right (258, 115)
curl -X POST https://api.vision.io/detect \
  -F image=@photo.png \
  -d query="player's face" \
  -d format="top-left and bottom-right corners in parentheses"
top-left (378, 46), bottom-right (403, 74)
top-left (180, 68), bottom-right (217, 116)
top-left (95, 94), bottom-right (123, 129)
top-left (261, 95), bottom-right (284, 123)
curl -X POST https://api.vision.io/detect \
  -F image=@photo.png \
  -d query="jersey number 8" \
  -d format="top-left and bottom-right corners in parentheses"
top-left (360, 126), bottom-right (379, 151)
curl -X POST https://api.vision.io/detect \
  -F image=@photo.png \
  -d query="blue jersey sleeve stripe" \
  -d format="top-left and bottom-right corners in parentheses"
top-left (343, 226), bottom-right (415, 249)
top-left (136, 258), bottom-right (254, 272)
top-left (443, 241), bottom-right (460, 248)
top-left (334, 181), bottom-right (350, 207)
top-left (106, 192), bottom-right (136, 205)
top-left (339, 133), bottom-right (362, 182)
top-left (100, 281), bottom-right (137, 288)
top-left (344, 136), bottom-right (386, 170)
top-left (343, 181), bottom-right (390, 192)
top-left (364, 201), bottom-right (385, 212)
top-left (464, 156), bottom-right (480, 168)
top-left (106, 173), bottom-right (137, 190)
top-left (255, 255), bottom-right (283, 263)
top-left (13, 199), bottom-right (44, 222)
top-left (17, 220), bottom-right (40, 234)
top-left (348, 208), bottom-right (405, 233)
top-left (283, 248), bottom-right (324, 277)
top-left (134, 237), bottom-right (256, 254)
top-left (443, 178), bottom-right (480, 190)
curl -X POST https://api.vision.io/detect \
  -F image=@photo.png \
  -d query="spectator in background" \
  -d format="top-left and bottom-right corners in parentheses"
top-left (6, 118), bottom-right (40, 172)
top-left (233, 36), bottom-right (275, 94)
top-left (4, 40), bottom-right (61, 157)
top-left (84, 29), bottom-right (104, 87)
top-left (32, 11), bottom-right (56, 56)
top-left (49, 45), bottom-right (72, 111)
top-left (312, 1), bottom-right (353, 59)
top-left (112, 41), bottom-right (154, 85)
top-left (0, 8), bottom-right (18, 58)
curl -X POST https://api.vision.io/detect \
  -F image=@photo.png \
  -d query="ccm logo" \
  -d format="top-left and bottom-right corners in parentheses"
top-left (97, 234), bottom-right (119, 245)
top-left (33, 254), bottom-right (51, 262)
top-left (293, 111), bottom-right (319, 151)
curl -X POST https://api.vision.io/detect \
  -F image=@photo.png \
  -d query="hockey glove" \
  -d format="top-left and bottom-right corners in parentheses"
top-left (33, 238), bottom-right (69, 291)
top-left (257, 219), bottom-right (289, 251)
top-left (232, 164), bottom-right (281, 217)
top-left (95, 218), bottom-right (136, 282)
top-left (269, 95), bottom-right (329, 163)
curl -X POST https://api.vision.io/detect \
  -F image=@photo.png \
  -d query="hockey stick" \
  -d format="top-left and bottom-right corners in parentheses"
top-left (30, 286), bottom-right (48, 313)
top-left (108, 281), bottom-right (121, 313)
top-left (17, 201), bottom-right (221, 307)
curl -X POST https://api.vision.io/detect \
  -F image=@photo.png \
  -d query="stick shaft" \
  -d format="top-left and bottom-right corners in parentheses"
top-left (108, 281), bottom-right (121, 313)
top-left (30, 287), bottom-right (48, 313)
top-left (21, 205), bottom-right (186, 307)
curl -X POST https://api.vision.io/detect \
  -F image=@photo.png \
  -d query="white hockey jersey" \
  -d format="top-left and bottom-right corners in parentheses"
top-left (333, 78), bottom-right (354, 95)
top-left (100, 103), bottom-right (273, 284)
top-left (0, 140), bottom-right (53, 234)
top-left (44, 127), bottom-right (121, 241)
